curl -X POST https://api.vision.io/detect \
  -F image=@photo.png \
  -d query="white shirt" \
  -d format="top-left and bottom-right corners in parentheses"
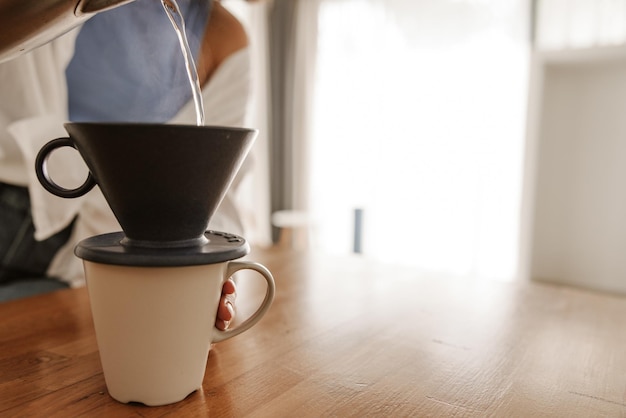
top-left (0, 32), bottom-right (252, 287)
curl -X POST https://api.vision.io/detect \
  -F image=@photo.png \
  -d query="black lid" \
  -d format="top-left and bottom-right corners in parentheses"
top-left (74, 231), bottom-right (250, 267)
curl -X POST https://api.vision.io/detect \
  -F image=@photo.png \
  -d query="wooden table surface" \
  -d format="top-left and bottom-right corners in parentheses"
top-left (1, 246), bottom-right (626, 417)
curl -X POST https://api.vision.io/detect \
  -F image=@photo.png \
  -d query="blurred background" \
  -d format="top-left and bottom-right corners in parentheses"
top-left (226, 0), bottom-right (626, 292)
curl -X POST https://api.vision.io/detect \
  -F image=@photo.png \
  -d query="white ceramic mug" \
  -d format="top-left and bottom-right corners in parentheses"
top-left (83, 260), bottom-right (275, 406)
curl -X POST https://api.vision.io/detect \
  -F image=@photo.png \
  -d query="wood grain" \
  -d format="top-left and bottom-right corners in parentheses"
top-left (1, 247), bottom-right (626, 417)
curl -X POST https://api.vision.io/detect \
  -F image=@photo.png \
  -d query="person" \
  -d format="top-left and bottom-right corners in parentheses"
top-left (0, 0), bottom-right (254, 329)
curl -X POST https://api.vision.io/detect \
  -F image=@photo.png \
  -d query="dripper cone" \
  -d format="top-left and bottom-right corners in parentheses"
top-left (37, 123), bottom-right (257, 247)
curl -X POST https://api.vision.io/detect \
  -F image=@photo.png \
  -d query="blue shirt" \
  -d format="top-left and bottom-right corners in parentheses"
top-left (66, 0), bottom-right (211, 122)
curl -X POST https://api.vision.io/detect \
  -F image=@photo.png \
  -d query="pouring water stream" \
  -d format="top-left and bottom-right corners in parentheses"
top-left (161, 0), bottom-right (205, 126)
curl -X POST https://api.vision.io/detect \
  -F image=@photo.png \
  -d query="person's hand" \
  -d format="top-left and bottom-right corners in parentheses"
top-left (215, 278), bottom-right (236, 330)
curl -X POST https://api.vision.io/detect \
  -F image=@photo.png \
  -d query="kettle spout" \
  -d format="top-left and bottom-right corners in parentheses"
top-left (77, 0), bottom-right (135, 15)
top-left (0, 0), bottom-right (136, 63)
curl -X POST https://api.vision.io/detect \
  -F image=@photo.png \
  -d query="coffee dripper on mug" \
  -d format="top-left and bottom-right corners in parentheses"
top-left (0, 0), bottom-right (134, 63)
top-left (34, 123), bottom-right (276, 406)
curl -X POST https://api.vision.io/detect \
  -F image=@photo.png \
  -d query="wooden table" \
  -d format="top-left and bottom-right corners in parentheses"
top-left (1, 247), bottom-right (626, 417)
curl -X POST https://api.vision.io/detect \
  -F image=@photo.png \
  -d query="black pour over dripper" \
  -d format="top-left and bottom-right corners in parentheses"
top-left (35, 123), bottom-right (257, 248)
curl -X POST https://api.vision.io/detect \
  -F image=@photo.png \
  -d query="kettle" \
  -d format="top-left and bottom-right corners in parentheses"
top-left (0, 0), bottom-right (134, 63)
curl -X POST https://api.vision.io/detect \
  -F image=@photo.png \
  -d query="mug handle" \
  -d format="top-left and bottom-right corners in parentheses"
top-left (35, 137), bottom-right (96, 198)
top-left (212, 261), bottom-right (276, 343)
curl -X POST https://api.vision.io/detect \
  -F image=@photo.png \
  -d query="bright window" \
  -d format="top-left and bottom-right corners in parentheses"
top-left (309, 0), bottom-right (530, 280)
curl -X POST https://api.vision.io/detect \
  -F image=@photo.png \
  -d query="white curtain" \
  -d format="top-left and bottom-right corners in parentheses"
top-left (287, 0), bottom-right (320, 211)
top-left (535, 0), bottom-right (626, 50)
top-left (306, 0), bottom-right (530, 280)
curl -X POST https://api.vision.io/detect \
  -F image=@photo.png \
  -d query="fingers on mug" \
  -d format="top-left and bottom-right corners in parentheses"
top-left (212, 261), bottom-right (276, 343)
top-left (35, 137), bottom-right (96, 198)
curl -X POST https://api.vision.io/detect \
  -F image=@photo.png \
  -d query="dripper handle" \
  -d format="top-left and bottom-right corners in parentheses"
top-left (35, 137), bottom-right (97, 198)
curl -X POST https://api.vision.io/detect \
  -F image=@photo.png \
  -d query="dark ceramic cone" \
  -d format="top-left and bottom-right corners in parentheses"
top-left (64, 123), bottom-right (256, 247)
